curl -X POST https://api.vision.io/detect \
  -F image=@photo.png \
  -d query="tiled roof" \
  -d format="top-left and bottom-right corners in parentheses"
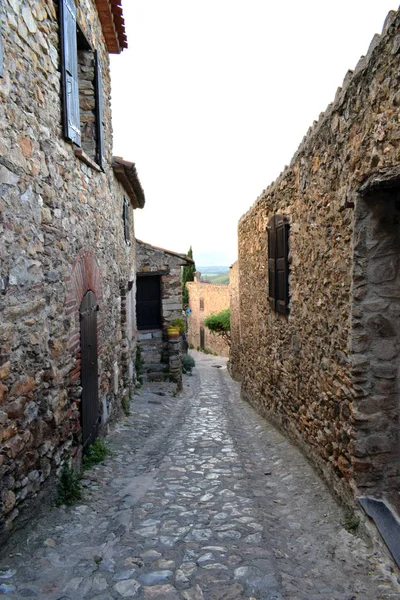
top-left (112, 157), bottom-right (145, 208)
top-left (136, 240), bottom-right (195, 265)
top-left (94, 0), bottom-right (128, 53)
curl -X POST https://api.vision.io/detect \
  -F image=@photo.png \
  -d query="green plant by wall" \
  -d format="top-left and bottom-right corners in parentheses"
top-left (182, 354), bottom-right (195, 374)
top-left (182, 246), bottom-right (196, 306)
top-left (82, 439), bottom-right (112, 471)
top-left (344, 512), bottom-right (360, 533)
top-left (135, 344), bottom-right (144, 385)
top-left (55, 463), bottom-right (82, 506)
top-left (204, 308), bottom-right (231, 347)
top-left (170, 318), bottom-right (186, 333)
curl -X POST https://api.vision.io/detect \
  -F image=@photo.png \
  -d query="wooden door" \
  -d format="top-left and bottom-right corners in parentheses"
top-left (80, 290), bottom-right (100, 449)
top-left (200, 326), bottom-right (205, 350)
top-left (136, 275), bottom-right (162, 330)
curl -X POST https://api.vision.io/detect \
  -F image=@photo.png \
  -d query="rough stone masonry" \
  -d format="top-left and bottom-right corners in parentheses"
top-left (231, 8), bottom-right (400, 515)
top-left (0, 0), bottom-right (142, 541)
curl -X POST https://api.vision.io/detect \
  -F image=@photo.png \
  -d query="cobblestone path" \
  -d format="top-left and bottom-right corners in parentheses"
top-left (1, 352), bottom-right (399, 599)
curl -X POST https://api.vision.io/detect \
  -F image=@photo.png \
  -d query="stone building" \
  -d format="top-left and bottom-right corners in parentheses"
top-left (0, 0), bottom-right (144, 540)
top-left (187, 273), bottom-right (230, 357)
top-left (136, 240), bottom-right (193, 383)
top-left (231, 8), bottom-right (400, 524)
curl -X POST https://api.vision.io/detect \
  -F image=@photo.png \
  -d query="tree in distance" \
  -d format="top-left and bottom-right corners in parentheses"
top-left (182, 246), bottom-right (196, 306)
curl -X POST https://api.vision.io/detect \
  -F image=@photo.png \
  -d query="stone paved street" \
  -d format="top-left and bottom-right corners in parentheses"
top-left (0, 351), bottom-right (399, 600)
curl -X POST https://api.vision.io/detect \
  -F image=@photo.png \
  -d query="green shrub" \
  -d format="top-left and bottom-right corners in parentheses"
top-left (56, 463), bottom-right (82, 506)
top-left (204, 309), bottom-right (230, 347)
top-left (344, 512), bottom-right (360, 533)
top-left (170, 318), bottom-right (186, 333)
top-left (189, 343), bottom-right (194, 350)
top-left (82, 439), bottom-right (111, 471)
top-left (183, 354), bottom-right (195, 373)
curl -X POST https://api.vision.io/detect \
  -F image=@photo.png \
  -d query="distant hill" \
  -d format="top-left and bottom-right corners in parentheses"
top-left (197, 266), bottom-right (229, 275)
top-left (197, 266), bottom-right (230, 284)
top-left (209, 272), bottom-right (229, 284)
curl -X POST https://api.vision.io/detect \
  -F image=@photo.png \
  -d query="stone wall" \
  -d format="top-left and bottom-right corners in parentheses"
top-left (136, 241), bottom-right (190, 385)
top-left (136, 241), bottom-right (189, 328)
top-left (232, 9), bottom-right (400, 509)
top-left (187, 276), bottom-right (230, 357)
top-left (0, 0), bottom-right (138, 540)
top-left (228, 262), bottom-right (241, 378)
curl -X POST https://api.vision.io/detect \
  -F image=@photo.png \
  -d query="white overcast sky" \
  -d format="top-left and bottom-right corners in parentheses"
top-left (110, 1), bottom-right (397, 266)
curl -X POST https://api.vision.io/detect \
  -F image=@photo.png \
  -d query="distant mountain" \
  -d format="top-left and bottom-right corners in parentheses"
top-left (197, 266), bottom-right (230, 284)
top-left (197, 266), bottom-right (229, 274)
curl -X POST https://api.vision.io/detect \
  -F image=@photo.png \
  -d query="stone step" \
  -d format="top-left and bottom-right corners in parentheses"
top-left (138, 330), bottom-right (163, 342)
top-left (143, 364), bottom-right (167, 374)
top-left (142, 372), bottom-right (165, 382)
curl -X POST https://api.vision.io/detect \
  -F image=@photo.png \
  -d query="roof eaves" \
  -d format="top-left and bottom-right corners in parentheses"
top-left (136, 239), bottom-right (194, 265)
top-left (95, 0), bottom-right (128, 54)
top-left (112, 157), bottom-right (145, 209)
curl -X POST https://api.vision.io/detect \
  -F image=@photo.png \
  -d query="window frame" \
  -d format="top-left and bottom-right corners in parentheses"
top-left (59, 0), bottom-right (105, 169)
top-left (267, 214), bottom-right (290, 315)
top-left (123, 197), bottom-right (131, 245)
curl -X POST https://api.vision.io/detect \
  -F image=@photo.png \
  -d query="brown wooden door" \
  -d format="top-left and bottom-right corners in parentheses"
top-left (200, 326), bottom-right (205, 350)
top-left (80, 290), bottom-right (100, 449)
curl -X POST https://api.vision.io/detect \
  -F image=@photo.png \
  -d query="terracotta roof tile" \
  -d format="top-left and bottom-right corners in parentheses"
top-left (95, 0), bottom-right (128, 54)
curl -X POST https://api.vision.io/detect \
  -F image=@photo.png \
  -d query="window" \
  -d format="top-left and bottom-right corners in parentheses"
top-left (0, 17), bottom-right (3, 78)
top-left (59, 0), bottom-right (105, 168)
top-left (123, 198), bottom-right (131, 244)
top-left (200, 298), bottom-right (204, 311)
top-left (267, 214), bottom-right (289, 314)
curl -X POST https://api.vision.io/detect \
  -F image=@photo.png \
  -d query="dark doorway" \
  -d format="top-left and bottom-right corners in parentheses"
top-left (80, 290), bottom-right (100, 448)
top-left (137, 275), bottom-right (162, 330)
top-left (200, 326), bottom-right (205, 350)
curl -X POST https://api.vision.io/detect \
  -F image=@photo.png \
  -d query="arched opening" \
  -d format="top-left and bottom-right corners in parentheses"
top-left (80, 290), bottom-right (100, 448)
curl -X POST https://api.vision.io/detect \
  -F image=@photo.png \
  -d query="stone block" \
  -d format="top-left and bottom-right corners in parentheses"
top-left (0, 362), bottom-right (11, 380)
top-left (10, 377), bottom-right (36, 398)
top-left (0, 384), bottom-right (8, 406)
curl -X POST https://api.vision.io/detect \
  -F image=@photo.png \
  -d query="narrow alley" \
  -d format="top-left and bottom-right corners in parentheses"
top-left (0, 352), bottom-right (398, 600)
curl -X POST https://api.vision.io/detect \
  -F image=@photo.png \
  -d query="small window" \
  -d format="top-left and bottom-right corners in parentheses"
top-left (268, 215), bottom-right (289, 314)
top-left (0, 17), bottom-right (4, 78)
top-left (200, 298), bottom-right (204, 311)
top-left (59, 0), bottom-right (105, 168)
top-left (123, 198), bottom-right (131, 244)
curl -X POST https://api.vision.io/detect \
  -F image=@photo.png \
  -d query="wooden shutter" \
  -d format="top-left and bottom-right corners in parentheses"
top-left (267, 216), bottom-right (277, 311)
top-left (59, 0), bottom-right (81, 145)
top-left (0, 18), bottom-right (3, 78)
top-left (268, 215), bottom-right (289, 314)
top-left (123, 198), bottom-right (130, 243)
top-left (276, 216), bottom-right (289, 314)
top-left (200, 298), bottom-right (204, 311)
top-left (95, 51), bottom-right (106, 169)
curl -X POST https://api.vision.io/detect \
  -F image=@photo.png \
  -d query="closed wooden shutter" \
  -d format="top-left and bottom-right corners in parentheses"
top-left (268, 215), bottom-right (289, 314)
top-left (123, 198), bottom-right (130, 243)
top-left (276, 216), bottom-right (289, 314)
top-left (267, 217), bottom-right (276, 311)
top-left (59, 0), bottom-right (81, 145)
top-left (0, 18), bottom-right (3, 78)
top-left (95, 51), bottom-right (105, 169)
